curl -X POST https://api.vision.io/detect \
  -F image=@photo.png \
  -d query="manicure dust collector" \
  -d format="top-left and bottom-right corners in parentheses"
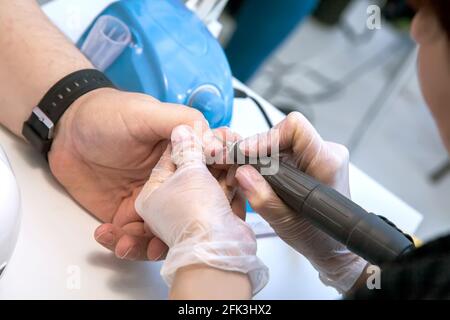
top-left (77, 0), bottom-right (234, 128)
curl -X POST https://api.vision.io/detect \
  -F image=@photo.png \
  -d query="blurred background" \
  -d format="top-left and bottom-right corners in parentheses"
top-left (222, 0), bottom-right (450, 242)
top-left (38, 0), bottom-right (450, 241)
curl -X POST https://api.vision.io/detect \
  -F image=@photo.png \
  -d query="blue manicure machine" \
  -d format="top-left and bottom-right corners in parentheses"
top-left (77, 0), bottom-right (234, 128)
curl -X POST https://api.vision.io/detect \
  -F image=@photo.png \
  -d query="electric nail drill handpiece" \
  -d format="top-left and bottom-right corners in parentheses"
top-left (230, 144), bottom-right (415, 266)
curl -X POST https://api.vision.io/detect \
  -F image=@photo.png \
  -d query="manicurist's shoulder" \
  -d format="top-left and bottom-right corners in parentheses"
top-left (348, 234), bottom-right (450, 300)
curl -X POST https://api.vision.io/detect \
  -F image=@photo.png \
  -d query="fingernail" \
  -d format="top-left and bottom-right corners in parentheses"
top-left (172, 125), bottom-right (192, 143)
top-left (237, 167), bottom-right (257, 192)
top-left (202, 130), bottom-right (218, 147)
top-left (240, 134), bottom-right (259, 155)
top-left (204, 134), bottom-right (224, 164)
top-left (119, 246), bottom-right (138, 260)
top-left (95, 231), bottom-right (114, 246)
top-left (149, 250), bottom-right (167, 261)
top-left (238, 140), bottom-right (246, 155)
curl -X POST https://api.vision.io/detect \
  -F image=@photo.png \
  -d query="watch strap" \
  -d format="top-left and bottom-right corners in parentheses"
top-left (22, 69), bottom-right (115, 157)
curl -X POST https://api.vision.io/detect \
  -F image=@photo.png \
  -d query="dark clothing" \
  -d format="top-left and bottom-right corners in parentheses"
top-left (349, 234), bottom-right (450, 299)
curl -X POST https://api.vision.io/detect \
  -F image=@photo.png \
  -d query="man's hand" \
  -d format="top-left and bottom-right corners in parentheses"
top-left (0, 0), bottom-right (224, 263)
top-left (49, 87), bottom-right (208, 261)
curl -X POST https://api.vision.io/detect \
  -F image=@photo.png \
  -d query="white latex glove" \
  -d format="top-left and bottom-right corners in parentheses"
top-left (234, 112), bottom-right (368, 294)
top-left (135, 125), bottom-right (269, 295)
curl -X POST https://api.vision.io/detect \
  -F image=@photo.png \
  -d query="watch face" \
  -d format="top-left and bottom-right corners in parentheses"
top-left (0, 146), bottom-right (21, 280)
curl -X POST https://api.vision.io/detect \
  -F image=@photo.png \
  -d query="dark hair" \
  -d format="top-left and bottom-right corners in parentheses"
top-left (411, 0), bottom-right (450, 38)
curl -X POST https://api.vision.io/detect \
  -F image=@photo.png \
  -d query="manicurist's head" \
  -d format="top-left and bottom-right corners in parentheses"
top-left (410, 0), bottom-right (450, 150)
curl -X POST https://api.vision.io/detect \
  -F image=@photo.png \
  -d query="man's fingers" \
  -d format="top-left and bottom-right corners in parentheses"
top-left (94, 223), bottom-right (168, 261)
top-left (121, 221), bottom-right (150, 237)
top-left (144, 223), bottom-right (169, 260)
top-left (226, 165), bottom-right (239, 188)
top-left (235, 165), bottom-right (292, 224)
top-left (94, 223), bottom-right (147, 260)
top-left (238, 130), bottom-right (276, 157)
top-left (213, 127), bottom-right (241, 143)
top-left (216, 169), bottom-right (236, 203)
top-left (138, 98), bottom-right (208, 140)
top-left (171, 125), bottom-right (205, 169)
top-left (231, 190), bottom-right (247, 221)
top-left (147, 237), bottom-right (169, 261)
top-left (94, 223), bottom-right (125, 252)
top-left (114, 233), bottom-right (152, 261)
top-left (206, 127), bottom-right (242, 168)
top-left (203, 127), bottom-right (229, 165)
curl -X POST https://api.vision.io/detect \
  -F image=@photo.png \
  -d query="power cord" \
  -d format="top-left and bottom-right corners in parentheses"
top-left (234, 87), bottom-right (274, 128)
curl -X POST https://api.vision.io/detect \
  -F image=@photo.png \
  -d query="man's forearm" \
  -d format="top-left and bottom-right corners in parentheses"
top-left (0, 0), bottom-right (92, 137)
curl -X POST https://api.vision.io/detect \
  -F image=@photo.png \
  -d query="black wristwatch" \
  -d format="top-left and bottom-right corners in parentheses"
top-left (22, 69), bottom-right (115, 158)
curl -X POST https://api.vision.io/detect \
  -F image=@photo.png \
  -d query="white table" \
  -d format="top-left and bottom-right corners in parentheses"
top-left (0, 0), bottom-right (422, 300)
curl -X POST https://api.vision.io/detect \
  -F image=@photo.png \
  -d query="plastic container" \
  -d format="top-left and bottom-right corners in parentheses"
top-left (81, 15), bottom-right (132, 71)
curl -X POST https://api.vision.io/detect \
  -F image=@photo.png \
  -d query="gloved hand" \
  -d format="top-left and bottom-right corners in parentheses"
top-left (234, 112), bottom-right (368, 293)
top-left (135, 125), bottom-right (269, 295)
